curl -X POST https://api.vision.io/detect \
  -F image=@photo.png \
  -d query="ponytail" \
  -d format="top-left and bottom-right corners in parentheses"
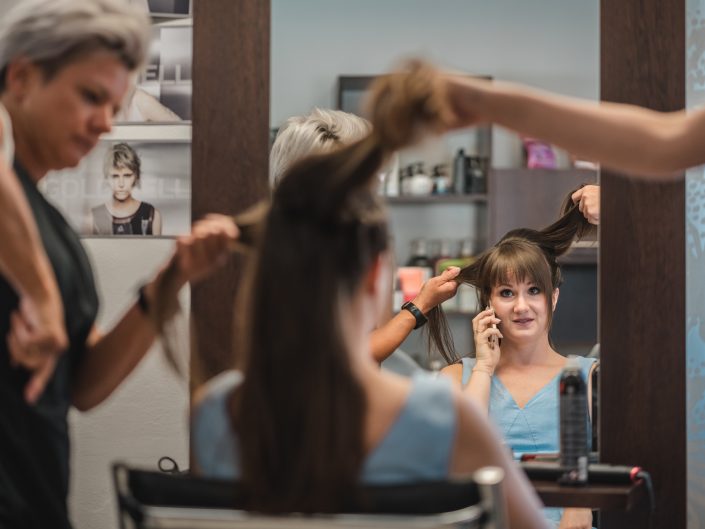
top-left (233, 135), bottom-right (393, 512)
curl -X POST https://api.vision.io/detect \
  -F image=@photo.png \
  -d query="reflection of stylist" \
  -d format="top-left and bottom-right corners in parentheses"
top-left (90, 142), bottom-right (162, 235)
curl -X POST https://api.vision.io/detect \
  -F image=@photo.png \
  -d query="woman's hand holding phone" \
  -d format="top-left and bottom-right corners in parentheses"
top-left (471, 306), bottom-right (502, 376)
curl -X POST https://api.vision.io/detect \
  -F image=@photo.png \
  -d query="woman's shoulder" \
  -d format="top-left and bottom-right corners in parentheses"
top-left (385, 371), bottom-right (457, 431)
top-left (192, 370), bottom-right (243, 424)
top-left (440, 357), bottom-right (474, 387)
top-left (192, 370), bottom-right (243, 478)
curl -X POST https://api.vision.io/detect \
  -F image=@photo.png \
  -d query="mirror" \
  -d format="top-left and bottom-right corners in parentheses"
top-left (271, 0), bottom-right (599, 365)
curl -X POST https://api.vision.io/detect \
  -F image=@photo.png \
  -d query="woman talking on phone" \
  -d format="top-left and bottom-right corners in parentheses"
top-left (434, 202), bottom-right (597, 529)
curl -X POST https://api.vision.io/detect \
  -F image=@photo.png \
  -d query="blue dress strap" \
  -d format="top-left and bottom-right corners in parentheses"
top-left (191, 370), bottom-right (243, 479)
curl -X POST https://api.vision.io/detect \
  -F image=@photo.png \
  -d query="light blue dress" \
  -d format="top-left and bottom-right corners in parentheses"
top-left (192, 370), bottom-right (457, 483)
top-left (461, 355), bottom-right (595, 528)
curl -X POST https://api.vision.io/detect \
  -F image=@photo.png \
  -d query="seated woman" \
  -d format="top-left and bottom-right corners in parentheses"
top-left (269, 107), bottom-right (460, 369)
top-left (191, 74), bottom-right (550, 528)
top-left (432, 202), bottom-right (597, 529)
top-left (89, 142), bottom-right (162, 235)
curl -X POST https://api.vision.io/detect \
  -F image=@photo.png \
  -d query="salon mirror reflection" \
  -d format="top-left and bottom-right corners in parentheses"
top-left (271, 0), bottom-right (599, 366)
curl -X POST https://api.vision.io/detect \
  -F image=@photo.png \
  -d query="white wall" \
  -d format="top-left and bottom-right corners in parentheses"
top-left (69, 239), bottom-right (190, 529)
top-left (271, 0), bottom-right (599, 167)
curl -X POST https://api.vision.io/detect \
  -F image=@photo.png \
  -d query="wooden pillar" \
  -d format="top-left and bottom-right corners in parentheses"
top-left (191, 0), bottom-right (270, 385)
top-left (600, 1), bottom-right (685, 527)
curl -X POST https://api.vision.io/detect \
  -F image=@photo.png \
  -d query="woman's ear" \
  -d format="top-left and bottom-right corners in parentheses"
top-left (364, 253), bottom-right (387, 296)
top-left (552, 288), bottom-right (560, 311)
top-left (4, 58), bottom-right (42, 102)
top-left (364, 252), bottom-right (394, 325)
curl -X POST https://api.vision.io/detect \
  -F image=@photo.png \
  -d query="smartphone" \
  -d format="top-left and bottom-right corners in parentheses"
top-left (488, 303), bottom-right (498, 349)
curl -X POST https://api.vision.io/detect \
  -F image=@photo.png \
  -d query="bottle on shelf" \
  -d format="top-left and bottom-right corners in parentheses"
top-left (384, 152), bottom-right (400, 197)
top-left (433, 239), bottom-right (454, 275)
top-left (459, 238), bottom-right (478, 259)
top-left (392, 276), bottom-right (404, 310)
top-left (453, 148), bottom-right (467, 195)
top-left (559, 356), bottom-right (589, 485)
top-left (408, 162), bottom-right (433, 196)
top-left (456, 238), bottom-right (479, 313)
top-left (467, 156), bottom-right (487, 194)
top-left (432, 164), bottom-right (451, 195)
top-left (406, 238), bottom-right (434, 276)
top-left (400, 165), bottom-right (413, 195)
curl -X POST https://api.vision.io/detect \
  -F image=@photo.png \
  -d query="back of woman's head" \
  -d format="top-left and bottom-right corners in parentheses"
top-left (428, 194), bottom-right (595, 364)
top-left (236, 135), bottom-right (389, 513)
top-left (0, 0), bottom-right (150, 92)
top-left (269, 108), bottom-right (371, 188)
top-left (230, 60), bottom-right (468, 513)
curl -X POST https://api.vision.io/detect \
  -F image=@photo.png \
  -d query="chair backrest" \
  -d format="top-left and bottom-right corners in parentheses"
top-left (112, 463), bottom-right (507, 529)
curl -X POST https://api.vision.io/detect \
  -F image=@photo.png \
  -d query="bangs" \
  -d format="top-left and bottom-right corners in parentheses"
top-left (485, 239), bottom-right (554, 294)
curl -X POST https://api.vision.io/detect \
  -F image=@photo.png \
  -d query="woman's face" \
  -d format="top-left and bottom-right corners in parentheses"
top-left (489, 276), bottom-right (558, 344)
top-left (108, 165), bottom-right (137, 201)
top-left (10, 50), bottom-right (130, 176)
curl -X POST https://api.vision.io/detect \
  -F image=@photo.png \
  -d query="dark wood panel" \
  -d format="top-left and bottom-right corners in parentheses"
top-left (600, 1), bottom-right (685, 528)
top-left (191, 0), bottom-right (270, 386)
top-left (489, 168), bottom-right (597, 242)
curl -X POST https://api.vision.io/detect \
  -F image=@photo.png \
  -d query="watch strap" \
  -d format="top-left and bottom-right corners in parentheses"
top-left (401, 301), bottom-right (428, 329)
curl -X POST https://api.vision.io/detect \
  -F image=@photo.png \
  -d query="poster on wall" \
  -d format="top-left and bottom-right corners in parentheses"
top-left (116, 19), bottom-right (192, 123)
top-left (40, 140), bottom-right (191, 237)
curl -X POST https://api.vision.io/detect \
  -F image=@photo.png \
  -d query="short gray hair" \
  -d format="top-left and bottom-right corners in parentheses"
top-left (0, 0), bottom-right (151, 92)
top-left (269, 108), bottom-right (371, 187)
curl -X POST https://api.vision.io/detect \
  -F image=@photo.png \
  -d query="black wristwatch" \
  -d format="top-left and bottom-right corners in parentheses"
top-left (401, 301), bottom-right (428, 329)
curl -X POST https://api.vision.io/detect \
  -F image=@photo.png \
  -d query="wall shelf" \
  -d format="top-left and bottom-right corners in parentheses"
top-left (384, 194), bottom-right (488, 205)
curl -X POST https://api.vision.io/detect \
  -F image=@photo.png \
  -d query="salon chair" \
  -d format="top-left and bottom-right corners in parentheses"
top-left (113, 462), bottom-right (506, 529)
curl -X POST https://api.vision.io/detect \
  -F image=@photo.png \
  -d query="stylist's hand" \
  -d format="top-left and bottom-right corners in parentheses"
top-left (412, 266), bottom-right (461, 314)
top-left (471, 307), bottom-right (502, 375)
top-left (172, 214), bottom-right (240, 285)
top-left (7, 294), bottom-right (67, 404)
top-left (444, 74), bottom-right (493, 129)
top-left (571, 185), bottom-right (600, 225)
top-left (558, 508), bottom-right (593, 529)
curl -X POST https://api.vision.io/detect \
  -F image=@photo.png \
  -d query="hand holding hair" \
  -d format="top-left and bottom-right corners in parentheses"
top-left (571, 185), bottom-right (600, 225)
top-left (365, 59), bottom-right (459, 151)
top-left (144, 203), bottom-right (269, 374)
top-left (412, 266), bottom-right (460, 314)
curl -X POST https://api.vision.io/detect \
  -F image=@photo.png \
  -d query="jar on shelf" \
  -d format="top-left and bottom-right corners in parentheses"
top-left (407, 238), bottom-right (434, 275)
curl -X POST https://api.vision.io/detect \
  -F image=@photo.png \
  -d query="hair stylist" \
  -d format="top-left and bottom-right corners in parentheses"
top-left (0, 2), bottom-right (238, 528)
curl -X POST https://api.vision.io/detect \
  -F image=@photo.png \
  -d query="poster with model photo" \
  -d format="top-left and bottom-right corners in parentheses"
top-left (116, 11), bottom-right (192, 122)
top-left (40, 141), bottom-right (191, 237)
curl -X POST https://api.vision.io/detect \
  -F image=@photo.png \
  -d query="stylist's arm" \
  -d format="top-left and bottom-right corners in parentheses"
top-left (71, 214), bottom-right (238, 411)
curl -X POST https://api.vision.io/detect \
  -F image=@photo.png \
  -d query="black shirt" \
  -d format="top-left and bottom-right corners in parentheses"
top-left (0, 161), bottom-right (98, 528)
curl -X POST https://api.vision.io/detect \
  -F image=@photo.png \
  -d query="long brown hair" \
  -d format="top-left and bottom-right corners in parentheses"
top-left (231, 61), bottom-right (461, 513)
top-left (427, 194), bottom-right (595, 364)
top-left (231, 136), bottom-right (390, 513)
